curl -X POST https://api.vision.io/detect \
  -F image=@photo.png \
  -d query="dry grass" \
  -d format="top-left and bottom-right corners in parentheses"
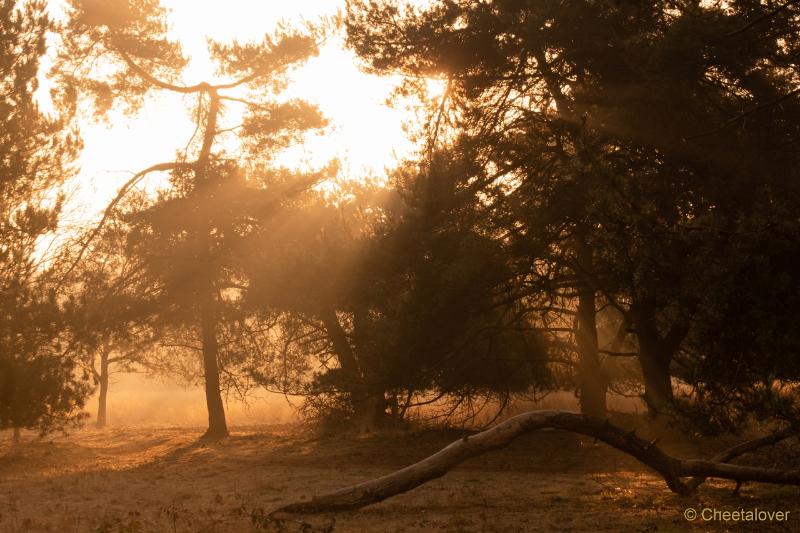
top-left (1, 421), bottom-right (798, 532)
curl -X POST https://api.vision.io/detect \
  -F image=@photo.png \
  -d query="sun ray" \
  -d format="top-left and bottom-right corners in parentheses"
top-left (67, 0), bottom-right (419, 222)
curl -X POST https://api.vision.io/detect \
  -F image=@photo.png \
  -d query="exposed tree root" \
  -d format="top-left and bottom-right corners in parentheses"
top-left (270, 410), bottom-right (798, 516)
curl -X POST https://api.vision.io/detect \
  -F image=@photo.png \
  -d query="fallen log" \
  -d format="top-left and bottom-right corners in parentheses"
top-left (270, 410), bottom-right (799, 516)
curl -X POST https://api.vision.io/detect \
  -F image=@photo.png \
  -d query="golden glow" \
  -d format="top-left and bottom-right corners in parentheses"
top-left (66, 0), bottom-right (421, 221)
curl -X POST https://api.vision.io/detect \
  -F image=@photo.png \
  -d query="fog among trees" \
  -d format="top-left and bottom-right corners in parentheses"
top-left (2, 1), bottom-right (800, 531)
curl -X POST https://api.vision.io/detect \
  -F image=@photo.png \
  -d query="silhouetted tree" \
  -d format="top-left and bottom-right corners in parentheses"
top-left (57, 0), bottom-right (332, 438)
top-left (346, 0), bottom-right (800, 425)
top-left (64, 209), bottom-right (159, 428)
top-left (0, 0), bottom-right (87, 437)
top-left (242, 169), bottom-right (552, 431)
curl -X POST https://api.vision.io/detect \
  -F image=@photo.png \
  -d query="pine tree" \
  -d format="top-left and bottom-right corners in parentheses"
top-left (0, 0), bottom-right (85, 435)
top-left (56, 0), bottom-right (332, 438)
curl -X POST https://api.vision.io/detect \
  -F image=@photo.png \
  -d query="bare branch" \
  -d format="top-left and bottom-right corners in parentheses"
top-left (57, 161), bottom-right (194, 288)
top-left (685, 426), bottom-right (798, 491)
top-left (270, 411), bottom-right (800, 517)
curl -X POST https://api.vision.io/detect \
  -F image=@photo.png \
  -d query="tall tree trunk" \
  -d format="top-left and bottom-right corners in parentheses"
top-left (96, 351), bottom-right (109, 428)
top-left (320, 308), bottom-right (360, 385)
top-left (631, 302), bottom-right (687, 417)
top-left (574, 242), bottom-right (606, 418)
top-left (196, 89), bottom-right (227, 439)
top-left (201, 290), bottom-right (228, 439)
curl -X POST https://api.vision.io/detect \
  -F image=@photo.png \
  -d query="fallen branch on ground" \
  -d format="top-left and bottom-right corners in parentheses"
top-left (685, 425), bottom-right (797, 492)
top-left (270, 410), bottom-right (798, 516)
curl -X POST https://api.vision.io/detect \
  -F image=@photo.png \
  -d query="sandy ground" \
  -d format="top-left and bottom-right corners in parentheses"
top-left (1, 421), bottom-right (799, 532)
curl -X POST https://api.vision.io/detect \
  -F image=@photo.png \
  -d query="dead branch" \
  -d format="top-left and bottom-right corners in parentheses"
top-left (685, 426), bottom-right (797, 492)
top-left (270, 411), bottom-right (800, 516)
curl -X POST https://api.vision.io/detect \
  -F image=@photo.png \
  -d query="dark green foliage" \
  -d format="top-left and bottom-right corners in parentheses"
top-left (346, 0), bottom-right (800, 428)
top-left (368, 158), bottom-right (553, 397)
top-left (241, 158), bottom-right (553, 428)
top-left (8, 0), bottom-right (797, 436)
top-left (0, 0), bottom-right (87, 433)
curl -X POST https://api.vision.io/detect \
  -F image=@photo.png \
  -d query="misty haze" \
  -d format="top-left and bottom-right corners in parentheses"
top-left (2, 1), bottom-right (800, 531)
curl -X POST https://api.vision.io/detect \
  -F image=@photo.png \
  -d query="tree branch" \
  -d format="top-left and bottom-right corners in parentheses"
top-left (722, 0), bottom-right (800, 39)
top-left (684, 87), bottom-right (800, 140)
top-left (685, 426), bottom-right (798, 491)
top-left (598, 350), bottom-right (639, 357)
top-left (269, 411), bottom-right (800, 517)
top-left (118, 51), bottom-right (208, 94)
top-left (57, 161), bottom-right (193, 289)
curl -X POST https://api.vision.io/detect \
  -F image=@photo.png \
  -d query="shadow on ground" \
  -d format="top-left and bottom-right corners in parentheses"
top-left (0, 418), bottom-right (798, 532)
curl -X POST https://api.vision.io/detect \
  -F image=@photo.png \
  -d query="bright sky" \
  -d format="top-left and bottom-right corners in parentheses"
top-left (56, 0), bottom-right (435, 228)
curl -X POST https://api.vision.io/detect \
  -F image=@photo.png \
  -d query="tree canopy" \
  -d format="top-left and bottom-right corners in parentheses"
top-left (0, 0), bottom-right (86, 435)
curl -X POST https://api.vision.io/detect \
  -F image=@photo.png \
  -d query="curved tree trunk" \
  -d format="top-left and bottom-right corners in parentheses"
top-left (270, 411), bottom-right (798, 517)
top-left (352, 306), bottom-right (387, 432)
top-left (357, 391), bottom-right (387, 433)
top-left (630, 301), bottom-right (689, 418)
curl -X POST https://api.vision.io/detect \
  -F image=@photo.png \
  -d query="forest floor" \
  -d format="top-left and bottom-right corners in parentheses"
top-left (1, 416), bottom-right (799, 532)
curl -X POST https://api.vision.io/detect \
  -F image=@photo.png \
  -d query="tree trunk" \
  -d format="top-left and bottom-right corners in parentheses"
top-left (12, 426), bottom-right (20, 443)
top-left (193, 88), bottom-right (227, 440)
top-left (632, 303), bottom-right (685, 417)
top-left (96, 352), bottom-right (109, 428)
top-left (574, 242), bottom-right (606, 418)
top-left (201, 291), bottom-right (228, 439)
top-left (637, 342), bottom-right (674, 416)
top-left (321, 308), bottom-right (386, 432)
top-left (320, 308), bottom-right (369, 429)
top-left (355, 390), bottom-right (386, 433)
top-left (320, 309), bottom-right (360, 385)
top-left (269, 411), bottom-right (800, 517)
top-left (353, 307), bottom-right (386, 432)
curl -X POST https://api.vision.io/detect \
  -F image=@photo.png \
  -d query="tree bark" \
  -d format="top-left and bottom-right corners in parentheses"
top-left (320, 308), bottom-right (360, 385)
top-left (356, 392), bottom-right (386, 433)
top-left (574, 242), bottom-right (606, 418)
top-left (195, 89), bottom-right (227, 440)
top-left (270, 411), bottom-right (800, 517)
top-left (201, 290), bottom-right (228, 439)
top-left (631, 302), bottom-right (686, 417)
top-left (637, 342), bottom-right (674, 416)
top-left (96, 351), bottom-right (109, 428)
top-left (353, 307), bottom-right (386, 432)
